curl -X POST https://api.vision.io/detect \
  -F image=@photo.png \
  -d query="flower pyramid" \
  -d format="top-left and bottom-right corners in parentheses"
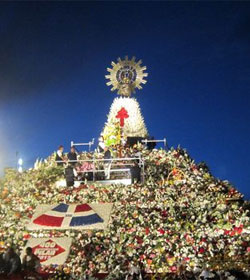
top-left (0, 147), bottom-right (249, 279)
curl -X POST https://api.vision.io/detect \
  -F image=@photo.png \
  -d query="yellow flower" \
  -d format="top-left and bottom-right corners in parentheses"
top-left (166, 256), bottom-right (176, 266)
top-left (189, 261), bottom-right (195, 267)
top-left (160, 247), bottom-right (165, 253)
top-left (204, 173), bottom-right (210, 179)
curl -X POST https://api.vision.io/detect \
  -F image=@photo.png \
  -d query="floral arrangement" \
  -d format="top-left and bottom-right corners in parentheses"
top-left (0, 147), bottom-right (249, 279)
top-left (102, 121), bottom-right (121, 147)
top-left (102, 97), bottom-right (148, 140)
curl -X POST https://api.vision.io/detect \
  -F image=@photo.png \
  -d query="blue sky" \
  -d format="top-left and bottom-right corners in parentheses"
top-left (0, 2), bottom-right (250, 199)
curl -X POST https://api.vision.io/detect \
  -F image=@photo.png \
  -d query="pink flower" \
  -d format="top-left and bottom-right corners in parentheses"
top-left (139, 254), bottom-right (145, 260)
top-left (170, 266), bottom-right (177, 272)
top-left (95, 245), bottom-right (101, 251)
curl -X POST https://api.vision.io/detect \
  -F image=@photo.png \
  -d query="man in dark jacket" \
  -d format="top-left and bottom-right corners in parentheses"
top-left (130, 161), bottom-right (141, 184)
top-left (67, 146), bottom-right (78, 166)
top-left (65, 165), bottom-right (75, 187)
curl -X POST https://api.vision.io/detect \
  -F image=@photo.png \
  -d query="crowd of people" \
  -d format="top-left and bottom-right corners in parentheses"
top-left (0, 247), bottom-right (41, 280)
top-left (55, 137), bottom-right (145, 187)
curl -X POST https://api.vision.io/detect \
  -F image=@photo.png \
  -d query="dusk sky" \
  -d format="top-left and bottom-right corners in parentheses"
top-left (0, 2), bottom-right (250, 199)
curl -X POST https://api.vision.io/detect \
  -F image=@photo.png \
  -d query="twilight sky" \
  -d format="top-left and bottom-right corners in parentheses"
top-left (0, 2), bottom-right (250, 199)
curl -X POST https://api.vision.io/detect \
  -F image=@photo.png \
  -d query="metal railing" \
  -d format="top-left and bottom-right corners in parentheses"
top-left (56, 156), bottom-right (145, 183)
top-left (70, 139), bottom-right (95, 151)
top-left (142, 138), bottom-right (168, 149)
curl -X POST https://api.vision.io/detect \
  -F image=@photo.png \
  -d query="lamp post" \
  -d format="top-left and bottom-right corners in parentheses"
top-left (18, 158), bottom-right (23, 173)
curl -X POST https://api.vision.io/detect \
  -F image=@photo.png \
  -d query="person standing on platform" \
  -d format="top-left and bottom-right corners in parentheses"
top-left (98, 136), bottom-right (105, 153)
top-left (65, 165), bottom-right (75, 187)
top-left (104, 146), bottom-right (112, 179)
top-left (55, 145), bottom-right (65, 166)
top-left (130, 160), bottom-right (141, 184)
top-left (67, 146), bottom-right (78, 166)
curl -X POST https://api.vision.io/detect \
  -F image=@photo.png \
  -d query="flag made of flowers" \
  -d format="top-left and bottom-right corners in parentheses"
top-left (27, 203), bottom-right (113, 230)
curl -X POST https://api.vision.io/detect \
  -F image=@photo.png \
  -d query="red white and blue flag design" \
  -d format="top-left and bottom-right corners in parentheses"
top-left (33, 203), bottom-right (104, 228)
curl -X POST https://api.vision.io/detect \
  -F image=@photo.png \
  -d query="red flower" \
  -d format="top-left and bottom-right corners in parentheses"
top-left (23, 234), bottom-right (31, 240)
top-left (235, 225), bottom-right (243, 234)
top-left (161, 210), bottom-right (167, 217)
top-left (172, 168), bottom-right (178, 175)
top-left (242, 241), bottom-right (248, 247)
top-left (158, 229), bottom-right (165, 235)
top-left (230, 230), bottom-right (236, 237)
top-left (136, 236), bottom-right (143, 244)
top-left (199, 247), bottom-right (205, 254)
top-left (145, 227), bottom-right (150, 235)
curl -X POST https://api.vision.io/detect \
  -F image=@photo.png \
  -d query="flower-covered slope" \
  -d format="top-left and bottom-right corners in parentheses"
top-left (0, 148), bottom-right (249, 278)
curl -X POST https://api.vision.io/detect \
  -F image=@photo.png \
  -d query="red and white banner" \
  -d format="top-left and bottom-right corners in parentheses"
top-left (21, 237), bottom-right (72, 266)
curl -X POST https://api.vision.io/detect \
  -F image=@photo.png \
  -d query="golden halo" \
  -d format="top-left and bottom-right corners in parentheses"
top-left (105, 56), bottom-right (148, 96)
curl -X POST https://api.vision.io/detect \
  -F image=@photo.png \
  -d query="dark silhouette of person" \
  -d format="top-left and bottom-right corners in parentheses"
top-left (55, 145), bottom-right (65, 166)
top-left (67, 146), bottom-right (78, 166)
top-left (104, 147), bottom-right (112, 179)
top-left (130, 161), bottom-right (141, 184)
top-left (1, 248), bottom-right (21, 277)
top-left (22, 247), bottom-right (40, 272)
top-left (65, 165), bottom-right (75, 187)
